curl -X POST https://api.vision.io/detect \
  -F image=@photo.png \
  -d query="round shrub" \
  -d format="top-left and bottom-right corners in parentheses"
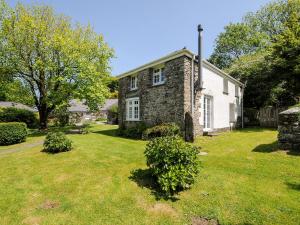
top-left (0, 107), bottom-right (38, 128)
top-left (43, 132), bottom-right (72, 153)
top-left (0, 122), bottom-right (27, 145)
top-left (144, 136), bottom-right (199, 195)
top-left (142, 123), bottom-right (180, 140)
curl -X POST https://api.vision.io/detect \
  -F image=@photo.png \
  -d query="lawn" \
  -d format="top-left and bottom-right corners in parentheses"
top-left (0, 125), bottom-right (299, 225)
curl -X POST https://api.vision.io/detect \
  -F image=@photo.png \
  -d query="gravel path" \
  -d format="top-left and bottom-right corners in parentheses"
top-left (0, 140), bottom-right (43, 156)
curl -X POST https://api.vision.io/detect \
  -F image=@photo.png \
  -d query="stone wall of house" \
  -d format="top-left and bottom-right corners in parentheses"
top-left (118, 56), bottom-right (187, 131)
top-left (278, 107), bottom-right (300, 151)
top-left (183, 57), bottom-right (203, 136)
top-left (118, 55), bottom-right (205, 137)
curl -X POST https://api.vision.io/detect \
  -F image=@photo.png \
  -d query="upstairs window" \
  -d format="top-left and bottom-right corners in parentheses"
top-left (126, 97), bottom-right (140, 121)
top-left (235, 85), bottom-right (239, 97)
top-left (130, 76), bottom-right (137, 90)
top-left (223, 78), bottom-right (228, 94)
top-left (153, 67), bottom-right (165, 85)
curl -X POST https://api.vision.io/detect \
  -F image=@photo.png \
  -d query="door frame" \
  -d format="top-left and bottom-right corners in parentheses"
top-left (203, 95), bottom-right (214, 132)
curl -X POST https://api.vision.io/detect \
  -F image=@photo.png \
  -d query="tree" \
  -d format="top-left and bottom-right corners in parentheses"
top-left (0, 2), bottom-right (114, 128)
top-left (225, 51), bottom-right (272, 108)
top-left (209, 23), bottom-right (264, 69)
top-left (211, 0), bottom-right (300, 108)
top-left (267, 0), bottom-right (300, 106)
top-left (106, 77), bottom-right (119, 98)
top-left (0, 79), bottom-right (34, 105)
top-left (209, 0), bottom-right (292, 69)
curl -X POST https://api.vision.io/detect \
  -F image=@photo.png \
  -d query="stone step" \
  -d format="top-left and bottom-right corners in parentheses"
top-left (203, 131), bottom-right (219, 137)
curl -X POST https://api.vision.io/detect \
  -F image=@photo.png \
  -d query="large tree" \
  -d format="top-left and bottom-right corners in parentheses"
top-left (209, 0), bottom-right (295, 69)
top-left (267, 1), bottom-right (300, 105)
top-left (211, 0), bottom-right (300, 108)
top-left (0, 1), bottom-right (113, 128)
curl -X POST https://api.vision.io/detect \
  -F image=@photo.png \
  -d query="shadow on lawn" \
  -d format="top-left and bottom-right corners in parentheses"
top-left (129, 168), bottom-right (179, 202)
top-left (286, 181), bottom-right (300, 191)
top-left (235, 127), bottom-right (277, 133)
top-left (92, 129), bottom-right (141, 141)
top-left (252, 141), bottom-right (300, 156)
top-left (93, 129), bottom-right (117, 137)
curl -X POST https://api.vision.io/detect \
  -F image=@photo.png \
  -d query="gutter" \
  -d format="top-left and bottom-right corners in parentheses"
top-left (191, 55), bottom-right (195, 116)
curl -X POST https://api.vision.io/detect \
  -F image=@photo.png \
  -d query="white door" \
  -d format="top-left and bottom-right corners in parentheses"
top-left (203, 96), bottom-right (213, 131)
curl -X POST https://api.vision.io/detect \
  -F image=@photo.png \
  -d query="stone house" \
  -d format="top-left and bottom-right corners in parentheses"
top-left (117, 48), bottom-right (244, 138)
top-left (67, 99), bottom-right (118, 124)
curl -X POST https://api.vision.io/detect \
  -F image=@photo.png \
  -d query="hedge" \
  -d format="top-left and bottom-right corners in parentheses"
top-left (142, 123), bottom-right (180, 140)
top-left (0, 122), bottom-right (28, 145)
top-left (0, 107), bottom-right (38, 128)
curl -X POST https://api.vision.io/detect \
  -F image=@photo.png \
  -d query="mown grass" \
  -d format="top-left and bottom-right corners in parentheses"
top-left (0, 125), bottom-right (299, 225)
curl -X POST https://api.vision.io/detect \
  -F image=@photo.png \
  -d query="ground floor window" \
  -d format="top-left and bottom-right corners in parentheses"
top-left (126, 97), bottom-right (140, 121)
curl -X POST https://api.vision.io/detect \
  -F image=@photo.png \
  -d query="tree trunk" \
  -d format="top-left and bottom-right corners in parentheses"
top-left (38, 105), bottom-right (48, 130)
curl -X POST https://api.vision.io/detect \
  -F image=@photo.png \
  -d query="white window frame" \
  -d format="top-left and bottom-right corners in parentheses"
top-left (203, 95), bottom-right (214, 131)
top-left (153, 67), bottom-right (165, 86)
top-left (130, 75), bottom-right (137, 90)
top-left (126, 97), bottom-right (140, 121)
top-left (223, 78), bottom-right (229, 94)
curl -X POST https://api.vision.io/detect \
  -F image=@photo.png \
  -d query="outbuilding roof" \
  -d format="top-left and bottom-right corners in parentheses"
top-left (68, 99), bottom-right (118, 113)
top-left (100, 99), bottom-right (118, 111)
top-left (0, 101), bottom-right (36, 112)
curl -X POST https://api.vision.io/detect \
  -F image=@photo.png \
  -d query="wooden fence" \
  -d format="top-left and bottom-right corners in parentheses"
top-left (244, 107), bottom-right (287, 128)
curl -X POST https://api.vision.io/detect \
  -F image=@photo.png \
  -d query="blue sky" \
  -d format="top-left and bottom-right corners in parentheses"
top-left (8, 0), bottom-right (272, 76)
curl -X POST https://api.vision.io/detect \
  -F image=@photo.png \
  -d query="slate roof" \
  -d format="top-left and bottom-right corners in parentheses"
top-left (68, 99), bottom-right (89, 113)
top-left (100, 99), bottom-right (118, 111)
top-left (280, 107), bottom-right (300, 115)
top-left (0, 101), bottom-right (36, 112)
top-left (68, 99), bottom-right (118, 113)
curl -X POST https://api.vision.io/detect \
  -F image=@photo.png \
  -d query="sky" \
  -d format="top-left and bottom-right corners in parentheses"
top-left (8, 0), bottom-right (272, 76)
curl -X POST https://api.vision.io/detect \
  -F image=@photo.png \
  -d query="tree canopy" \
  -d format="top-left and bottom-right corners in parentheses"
top-left (210, 0), bottom-right (300, 108)
top-left (0, 1), bottom-right (114, 128)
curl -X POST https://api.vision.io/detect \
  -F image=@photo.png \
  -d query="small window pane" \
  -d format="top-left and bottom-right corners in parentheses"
top-left (129, 106), bottom-right (132, 119)
top-left (131, 76), bottom-right (137, 89)
top-left (161, 68), bottom-right (165, 81)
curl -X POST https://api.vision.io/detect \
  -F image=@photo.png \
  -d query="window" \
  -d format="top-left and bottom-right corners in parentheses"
top-left (223, 78), bottom-right (228, 94)
top-left (126, 97), bottom-right (140, 121)
top-left (130, 76), bottom-right (137, 90)
top-left (235, 85), bottom-right (239, 97)
top-left (229, 103), bottom-right (235, 123)
top-left (153, 67), bottom-right (165, 85)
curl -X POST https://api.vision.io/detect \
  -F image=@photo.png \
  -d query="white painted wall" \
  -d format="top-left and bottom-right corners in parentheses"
top-left (199, 65), bottom-right (242, 130)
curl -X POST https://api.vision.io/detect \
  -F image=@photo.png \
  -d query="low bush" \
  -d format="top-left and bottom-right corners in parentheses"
top-left (81, 121), bottom-right (92, 134)
top-left (142, 123), bottom-right (180, 140)
top-left (118, 123), bottom-right (147, 139)
top-left (43, 132), bottom-right (72, 153)
top-left (0, 122), bottom-right (27, 145)
top-left (0, 107), bottom-right (38, 128)
top-left (144, 136), bottom-right (199, 195)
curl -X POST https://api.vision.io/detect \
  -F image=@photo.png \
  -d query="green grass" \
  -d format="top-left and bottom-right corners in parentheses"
top-left (0, 125), bottom-right (299, 225)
